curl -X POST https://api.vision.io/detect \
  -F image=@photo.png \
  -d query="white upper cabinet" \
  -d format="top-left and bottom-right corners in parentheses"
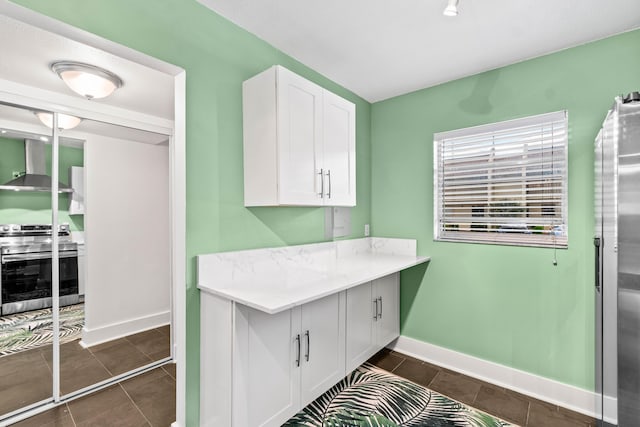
top-left (322, 90), bottom-right (356, 206)
top-left (68, 166), bottom-right (85, 215)
top-left (243, 65), bottom-right (356, 207)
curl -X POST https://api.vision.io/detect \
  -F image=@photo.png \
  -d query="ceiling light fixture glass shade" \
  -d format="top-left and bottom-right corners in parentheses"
top-left (51, 61), bottom-right (123, 100)
top-left (443, 0), bottom-right (459, 16)
top-left (35, 112), bottom-right (82, 130)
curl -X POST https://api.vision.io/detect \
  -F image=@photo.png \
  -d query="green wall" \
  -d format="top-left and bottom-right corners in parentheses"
top-left (371, 29), bottom-right (640, 390)
top-left (0, 136), bottom-right (84, 230)
top-left (9, 1), bottom-right (372, 425)
top-left (11, 0), bottom-right (640, 421)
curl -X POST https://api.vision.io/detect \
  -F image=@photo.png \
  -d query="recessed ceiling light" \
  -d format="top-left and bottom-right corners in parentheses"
top-left (35, 111), bottom-right (83, 130)
top-left (51, 61), bottom-right (123, 100)
top-left (443, 0), bottom-right (459, 16)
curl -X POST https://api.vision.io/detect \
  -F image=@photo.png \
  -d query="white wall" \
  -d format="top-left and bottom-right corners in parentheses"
top-left (82, 134), bottom-right (170, 346)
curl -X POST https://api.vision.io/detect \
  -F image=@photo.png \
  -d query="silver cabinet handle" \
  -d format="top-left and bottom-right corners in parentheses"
top-left (373, 298), bottom-right (378, 321)
top-left (295, 334), bottom-right (301, 367)
top-left (378, 297), bottom-right (383, 319)
top-left (325, 169), bottom-right (331, 198)
top-left (305, 330), bottom-right (310, 362)
top-left (318, 168), bottom-right (324, 198)
top-left (594, 237), bottom-right (601, 293)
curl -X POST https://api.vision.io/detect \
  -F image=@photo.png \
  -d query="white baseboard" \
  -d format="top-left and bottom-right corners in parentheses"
top-left (389, 336), bottom-right (608, 420)
top-left (80, 310), bottom-right (170, 348)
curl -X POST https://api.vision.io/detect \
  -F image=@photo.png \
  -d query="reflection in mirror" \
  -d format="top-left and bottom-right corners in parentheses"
top-left (56, 117), bottom-right (172, 397)
top-left (0, 102), bottom-right (55, 417)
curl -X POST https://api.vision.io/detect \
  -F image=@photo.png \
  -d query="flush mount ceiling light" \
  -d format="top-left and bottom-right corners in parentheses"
top-left (51, 61), bottom-right (123, 100)
top-left (35, 111), bottom-right (82, 130)
top-left (443, 0), bottom-right (460, 16)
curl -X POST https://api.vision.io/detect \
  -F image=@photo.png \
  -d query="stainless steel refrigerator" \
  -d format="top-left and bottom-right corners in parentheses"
top-left (595, 91), bottom-right (640, 427)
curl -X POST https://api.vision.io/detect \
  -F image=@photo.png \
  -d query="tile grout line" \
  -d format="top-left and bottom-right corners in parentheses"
top-left (86, 345), bottom-right (116, 378)
top-left (66, 402), bottom-right (78, 427)
top-left (390, 357), bottom-right (406, 373)
top-left (523, 401), bottom-right (531, 426)
top-left (119, 383), bottom-right (153, 426)
top-left (161, 364), bottom-right (176, 380)
top-left (124, 328), bottom-right (165, 357)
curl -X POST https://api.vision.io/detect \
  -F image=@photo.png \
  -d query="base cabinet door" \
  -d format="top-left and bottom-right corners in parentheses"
top-left (345, 273), bottom-right (400, 373)
top-left (345, 282), bottom-right (377, 373)
top-left (300, 292), bottom-right (345, 406)
top-left (234, 293), bottom-right (346, 427)
top-left (234, 305), bottom-right (301, 427)
top-left (374, 273), bottom-right (400, 346)
top-left (218, 274), bottom-right (400, 426)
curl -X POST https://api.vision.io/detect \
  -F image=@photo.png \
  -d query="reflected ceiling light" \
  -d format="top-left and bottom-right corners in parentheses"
top-left (35, 112), bottom-right (83, 130)
top-left (443, 0), bottom-right (459, 16)
top-left (51, 61), bottom-right (123, 100)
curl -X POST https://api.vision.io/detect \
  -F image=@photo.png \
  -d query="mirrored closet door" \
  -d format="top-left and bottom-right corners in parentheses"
top-left (0, 102), bottom-right (172, 423)
top-left (0, 102), bottom-right (55, 418)
top-left (56, 116), bottom-right (172, 398)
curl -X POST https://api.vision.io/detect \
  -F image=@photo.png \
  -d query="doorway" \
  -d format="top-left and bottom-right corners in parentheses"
top-left (0, 6), bottom-right (185, 426)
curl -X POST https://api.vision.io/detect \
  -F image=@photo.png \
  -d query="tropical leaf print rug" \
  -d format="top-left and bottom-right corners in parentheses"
top-left (284, 363), bottom-right (516, 427)
top-left (0, 304), bottom-right (84, 356)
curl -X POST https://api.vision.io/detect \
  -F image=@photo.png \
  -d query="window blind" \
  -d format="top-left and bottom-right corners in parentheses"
top-left (433, 111), bottom-right (568, 248)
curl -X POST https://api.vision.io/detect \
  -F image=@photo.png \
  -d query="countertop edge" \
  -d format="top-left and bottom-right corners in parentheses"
top-left (198, 255), bottom-right (430, 314)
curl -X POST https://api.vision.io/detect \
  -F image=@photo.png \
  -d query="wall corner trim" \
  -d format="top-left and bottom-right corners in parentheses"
top-left (389, 335), bottom-right (602, 419)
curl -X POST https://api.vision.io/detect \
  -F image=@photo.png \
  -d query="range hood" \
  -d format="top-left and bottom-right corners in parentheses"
top-left (0, 139), bottom-right (73, 193)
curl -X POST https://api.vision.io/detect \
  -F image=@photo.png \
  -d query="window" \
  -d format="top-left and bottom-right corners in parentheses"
top-left (434, 111), bottom-right (568, 248)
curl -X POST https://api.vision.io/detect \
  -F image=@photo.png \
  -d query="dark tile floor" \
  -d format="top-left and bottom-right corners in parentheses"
top-left (8, 345), bottom-right (596, 427)
top-left (12, 363), bottom-right (176, 427)
top-left (368, 349), bottom-right (598, 427)
top-left (0, 326), bottom-right (170, 417)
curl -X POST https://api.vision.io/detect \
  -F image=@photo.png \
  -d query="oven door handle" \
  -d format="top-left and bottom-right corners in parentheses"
top-left (2, 251), bottom-right (78, 263)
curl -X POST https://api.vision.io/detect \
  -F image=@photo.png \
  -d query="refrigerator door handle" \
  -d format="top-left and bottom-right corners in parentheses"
top-left (594, 236), bottom-right (601, 293)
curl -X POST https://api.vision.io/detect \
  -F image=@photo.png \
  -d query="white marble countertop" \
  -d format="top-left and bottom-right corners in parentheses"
top-left (197, 237), bottom-right (429, 314)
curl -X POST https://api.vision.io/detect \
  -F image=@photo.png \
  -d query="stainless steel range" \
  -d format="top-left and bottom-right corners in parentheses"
top-left (0, 224), bottom-right (79, 315)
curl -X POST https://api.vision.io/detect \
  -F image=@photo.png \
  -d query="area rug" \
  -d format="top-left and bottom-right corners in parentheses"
top-left (284, 363), bottom-right (516, 427)
top-left (0, 304), bottom-right (84, 356)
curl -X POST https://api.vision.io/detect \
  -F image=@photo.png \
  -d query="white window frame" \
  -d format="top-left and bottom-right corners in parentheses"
top-left (433, 111), bottom-right (568, 248)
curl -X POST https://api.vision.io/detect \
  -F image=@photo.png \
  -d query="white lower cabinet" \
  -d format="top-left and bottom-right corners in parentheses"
top-left (300, 293), bottom-right (346, 406)
top-left (233, 292), bottom-right (345, 427)
top-left (345, 272), bottom-right (399, 373)
top-left (375, 273), bottom-right (400, 347)
top-left (200, 273), bottom-right (399, 427)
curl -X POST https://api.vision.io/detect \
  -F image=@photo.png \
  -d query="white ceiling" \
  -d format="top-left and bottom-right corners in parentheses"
top-left (0, 14), bottom-right (174, 119)
top-left (198, 0), bottom-right (640, 102)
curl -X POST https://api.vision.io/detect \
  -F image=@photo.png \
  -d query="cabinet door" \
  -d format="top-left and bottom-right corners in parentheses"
top-left (345, 282), bottom-right (377, 373)
top-left (234, 305), bottom-right (301, 427)
top-left (374, 273), bottom-right (400, 347)
top-left (322, 90), bottom-right (356, 206)
top-left (68, 166), bottom-right (85, 214)
top-left (277, 66), bottom-right (324, 205)
top-left (300, 292), bottom-right (345, 406)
